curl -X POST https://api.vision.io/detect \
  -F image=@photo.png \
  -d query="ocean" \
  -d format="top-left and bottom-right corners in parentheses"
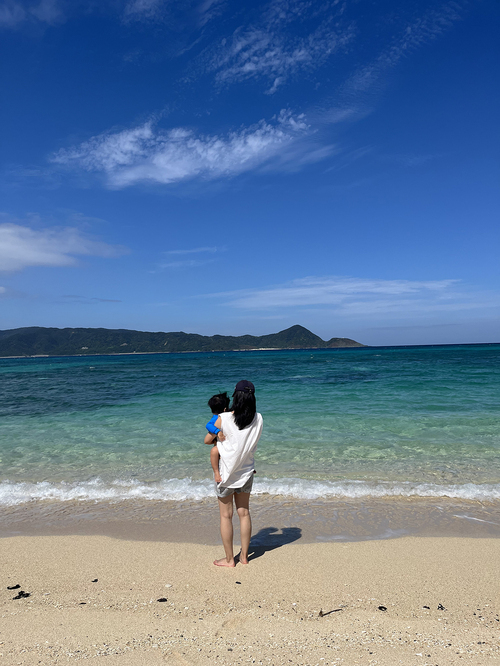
top-left (1, 345), bottom-right (500, 540)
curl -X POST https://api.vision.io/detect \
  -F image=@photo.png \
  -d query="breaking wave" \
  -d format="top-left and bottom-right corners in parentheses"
top-left (1, 477), bottom-right (499, 506)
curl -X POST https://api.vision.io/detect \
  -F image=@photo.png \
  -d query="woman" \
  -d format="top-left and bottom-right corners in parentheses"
top-left (206, 380), bottom-right (263, 567)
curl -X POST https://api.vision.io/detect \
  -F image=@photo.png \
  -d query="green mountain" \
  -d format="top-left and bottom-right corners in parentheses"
top-left (0, 324), bottom-right (364, 357)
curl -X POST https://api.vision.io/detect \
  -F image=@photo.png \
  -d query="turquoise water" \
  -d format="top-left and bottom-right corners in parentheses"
top-left (1, 345), bottom-right (500, 504)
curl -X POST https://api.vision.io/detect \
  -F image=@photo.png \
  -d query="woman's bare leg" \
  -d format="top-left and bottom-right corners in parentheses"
top-left (235, 492), bottom-right (251, 564)
top-left (214, 494), bottom-right (235, 567)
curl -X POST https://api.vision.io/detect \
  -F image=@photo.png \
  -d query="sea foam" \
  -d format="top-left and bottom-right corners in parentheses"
top-left (0, 477), bottom-right (499, 506)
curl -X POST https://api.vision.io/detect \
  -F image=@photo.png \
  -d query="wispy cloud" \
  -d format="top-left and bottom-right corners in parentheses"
top-left (381, 153), bottom-right (438, 168)
top-left (0, 0), bottom-right (208, 29)
top-left (50, 111), bottom-right (332, 188)
top-left (159, 258), bottom-right (216, 269)
top-left (123, 0), bottom-right (165, 20)
top-left (342, 2), bottom-right (465, 101)
top-left (204, 275), bottom-right (500, 321)
top-left (0, 213), bottom-right (128, 272)
top-left (61, 294), bottom-right (122, 304)
top-left (203, 0), bottom-right (353, 93)
top-left (217, 276), bottom-right (459, 310)
top-left (165, 246), bottom-right (219, 255)
top-left (153, 245), bottom-right (222, 270)
top-left (0, 0), bottom-right (62, 28)
top-left (197, 0), bottom-right (226, 27)
top-left (212, 24), bottom-right (353, 94)
top-left (122, 0), bottom-right (226, 26)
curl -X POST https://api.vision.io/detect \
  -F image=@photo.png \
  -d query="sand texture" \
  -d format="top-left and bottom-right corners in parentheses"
top-left (1, 534), bottom-right (499, 665)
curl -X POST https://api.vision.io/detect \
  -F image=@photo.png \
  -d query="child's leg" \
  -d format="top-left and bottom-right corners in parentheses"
top-left (210, 445), bottom-right (222, 484)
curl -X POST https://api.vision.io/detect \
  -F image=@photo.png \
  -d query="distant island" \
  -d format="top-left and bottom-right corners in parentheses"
top-left (0, 325), bottom-right (364, 357)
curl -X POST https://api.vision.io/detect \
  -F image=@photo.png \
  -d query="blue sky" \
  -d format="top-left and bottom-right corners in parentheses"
top-left (1, 0), bottom-right (499, 345)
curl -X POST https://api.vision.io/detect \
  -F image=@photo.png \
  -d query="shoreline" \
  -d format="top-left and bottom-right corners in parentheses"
top-left (0, 345), bottom-right (362, 360)
top-left (2, 534), bottom-right (499, 665)
top-left (2, 495), bottom-right (500, 543)
top-left (3, 341), bottom-right (500, 360)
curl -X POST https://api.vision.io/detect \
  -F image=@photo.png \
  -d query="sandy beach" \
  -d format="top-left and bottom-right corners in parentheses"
top-left (1, 534), bottom-right (499, 666)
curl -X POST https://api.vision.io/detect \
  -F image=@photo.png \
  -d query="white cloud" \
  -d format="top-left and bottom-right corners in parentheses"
top-left (0, 1), bottom-right (26, 26)
top-left (165, 246), bottom-right (219, 255)
top-left (50, 111), bottom-right (328, 188)
top-left (200, 274), bottom-right (500, 324)
top-left (61, 294), bottom-right (122, 304)
top-left (342, 2), bottom-right (465, 99)
top-left (218, 276), bottom-right (460, 310)
top-left (0, 215), bottom-right (127, 272)
top-left (159, 258), bottom-right (216, 269)
top-left (213, 25), bottom-right (351, 93)
top-left (381, 153), bottom-right (438, 168)
top-left (206, 2), bottom-right (353, 93)
top-left (0, 0), bottom-right (61, 27)
top-left (153, 245), bottom-right (222, 271)
top-left (123, 0), bottom-right (164, 20)
top-left (207, 275), bottom-right (500, 325)
top-left (30, 0), bottom-right (59, 22)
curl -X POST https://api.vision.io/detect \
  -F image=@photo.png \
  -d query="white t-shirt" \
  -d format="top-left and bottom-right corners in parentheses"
top-left (217, 411), bottom-right (263, 488)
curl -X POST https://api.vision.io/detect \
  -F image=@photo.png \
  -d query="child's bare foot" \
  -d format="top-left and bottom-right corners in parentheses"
top-left (214, 471), bottom-right (222, 483)
top-left (213, 557), bottom-right (235, 567)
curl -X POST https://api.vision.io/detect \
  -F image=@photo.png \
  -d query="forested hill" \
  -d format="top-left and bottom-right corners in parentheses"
top-left (0, 324), bottom-right (364, 357)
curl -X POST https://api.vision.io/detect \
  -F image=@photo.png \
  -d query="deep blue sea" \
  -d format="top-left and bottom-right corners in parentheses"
top-left (1, 345), bottom-right (500, 507)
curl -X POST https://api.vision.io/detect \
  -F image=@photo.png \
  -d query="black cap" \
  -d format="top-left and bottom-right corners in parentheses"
top-left (234, 380), bottom-right (255, 394)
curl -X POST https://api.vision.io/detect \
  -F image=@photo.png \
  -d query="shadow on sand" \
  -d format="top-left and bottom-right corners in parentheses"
top-left (246, 526), bottom-right (302, 561)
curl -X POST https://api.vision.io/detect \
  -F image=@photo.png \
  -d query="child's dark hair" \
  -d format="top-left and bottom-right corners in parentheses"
top-left (208, 392), bottom-right (230, 415)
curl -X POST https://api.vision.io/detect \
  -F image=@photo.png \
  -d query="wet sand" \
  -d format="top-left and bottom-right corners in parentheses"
top-left (1, 533), bottom-right (499, 665)
top-left (2, 495), bottom-right (500, 542)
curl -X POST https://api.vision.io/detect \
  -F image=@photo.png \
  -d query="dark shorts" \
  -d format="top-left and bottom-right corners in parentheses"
top-left (215, 475), bottom-right (254, 499)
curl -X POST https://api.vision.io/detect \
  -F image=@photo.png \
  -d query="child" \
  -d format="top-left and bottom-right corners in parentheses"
top-left (205, 392), bottom-right (230, 484)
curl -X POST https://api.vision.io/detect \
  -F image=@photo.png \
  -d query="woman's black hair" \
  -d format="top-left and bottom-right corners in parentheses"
top-left (231, 390), bottom-right (256, 430)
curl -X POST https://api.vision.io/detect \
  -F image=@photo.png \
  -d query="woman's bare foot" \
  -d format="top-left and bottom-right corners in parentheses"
top-left (213, 557), bottom-right (235, 567)
top-left (236, 552), bottom-right (249, 565)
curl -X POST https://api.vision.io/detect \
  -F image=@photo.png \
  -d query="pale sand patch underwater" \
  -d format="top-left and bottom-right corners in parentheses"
top-left (1, 535), bottom-right (499, 665)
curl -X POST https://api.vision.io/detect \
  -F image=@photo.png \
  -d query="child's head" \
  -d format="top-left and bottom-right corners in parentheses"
top-left (208, 392), bottom-right (230, 415)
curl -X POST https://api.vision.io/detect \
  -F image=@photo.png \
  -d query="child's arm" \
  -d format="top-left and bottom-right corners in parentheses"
top-left (206, 414), bottom-right (220, 435)
top-left (205, 415), bottom-right (225, 442)
top-left (204, 432), bottom-right (217, 445)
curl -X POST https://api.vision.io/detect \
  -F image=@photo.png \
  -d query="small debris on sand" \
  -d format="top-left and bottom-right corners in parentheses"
top-left (13, 591), bottom-right (30, 600)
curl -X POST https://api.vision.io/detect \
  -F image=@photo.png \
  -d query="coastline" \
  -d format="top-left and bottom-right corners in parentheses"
top-left (0, 346), bottom-right (360, 360)
top-left (2, 341), bottom-right (500, 360)
top-left (2, 495), bottom-right (500, 542)
top-left (2, 534), bottom-right (499, 665)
